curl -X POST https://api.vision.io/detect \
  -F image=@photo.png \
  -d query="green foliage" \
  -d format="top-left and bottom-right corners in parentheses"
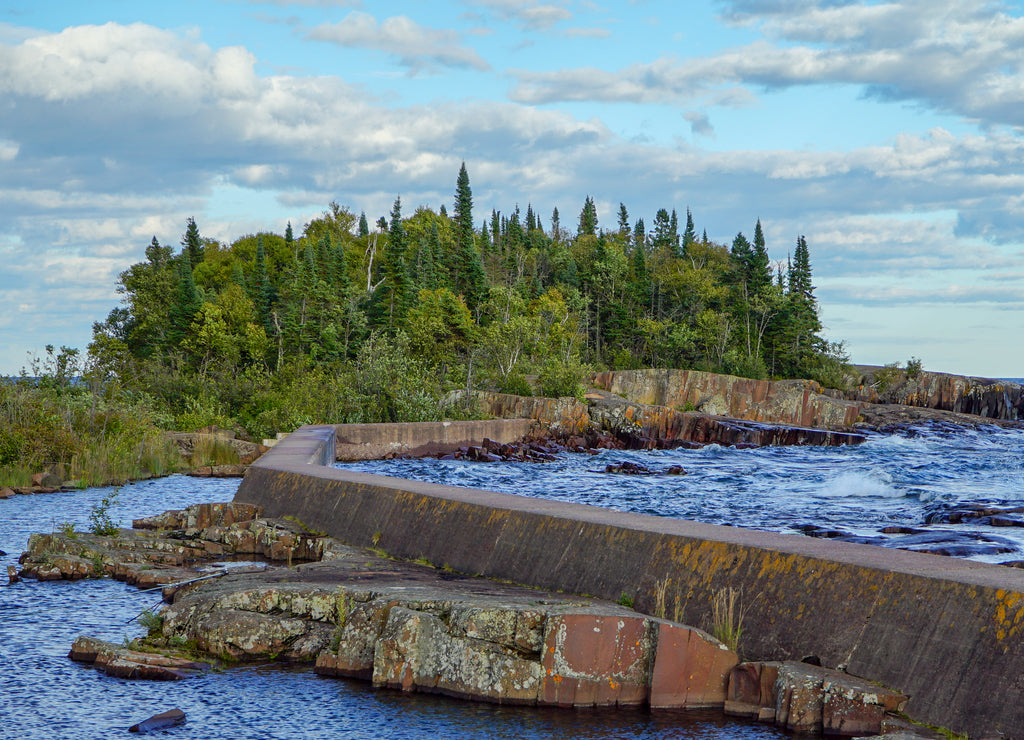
top-left (874, 361), bottom-right (904, 393)
top-left (88, 491), bottom-right (121, 536)
top-left (617, 593), bottom-right (635, 608)
top-left (906, 356), bottom-right (923, 379)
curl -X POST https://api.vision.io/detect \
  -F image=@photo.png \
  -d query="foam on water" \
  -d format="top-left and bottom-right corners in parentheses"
top-left (814, 470), bottom-right (902, 499)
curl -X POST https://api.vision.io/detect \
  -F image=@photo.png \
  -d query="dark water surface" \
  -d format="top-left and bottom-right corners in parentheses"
top-left (0, 475), bottom-right (789, 740)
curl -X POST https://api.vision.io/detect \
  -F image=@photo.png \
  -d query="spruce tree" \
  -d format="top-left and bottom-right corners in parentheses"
top-left (751, 219), bottom-right (771, 294)
top-left (682, 208), bottom-right (696, 254)
top-left (453, 163), bottom-right (486, 308)
top-left (577, 196), bottom-right (598, 236)
top-left (182, 217), bottom-right (204, 267)
top-left (168, 256), bottom-right (201, 348)
top-left (358, 212), bottom-right (370, 237)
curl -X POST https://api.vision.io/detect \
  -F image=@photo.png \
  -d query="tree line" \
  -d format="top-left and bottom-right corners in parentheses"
top-left (85, 163), bottom-right (847, 438)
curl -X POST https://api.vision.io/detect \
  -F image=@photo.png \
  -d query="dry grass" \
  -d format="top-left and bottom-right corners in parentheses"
top-left (710, 586), bottom-right (747, 653)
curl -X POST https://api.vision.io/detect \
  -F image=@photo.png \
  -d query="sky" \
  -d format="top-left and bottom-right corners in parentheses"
top-left (2, 0), bottom-right (1024, 378)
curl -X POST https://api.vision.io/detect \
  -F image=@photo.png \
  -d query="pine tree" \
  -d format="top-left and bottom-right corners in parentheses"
top-left (182, 217), bottom-right (204, 267)
top-left (550, 207), bottom-right (561, 242)
top-left (358, 212), bottom-right (370, 237)
top-left (285, 221), bottom-right (294, 253)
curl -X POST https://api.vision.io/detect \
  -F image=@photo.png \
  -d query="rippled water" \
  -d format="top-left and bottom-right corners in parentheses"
top-left (0, 475), bottom-right (788, 740)
top-left (338, 424), bottom-right (1024, 562)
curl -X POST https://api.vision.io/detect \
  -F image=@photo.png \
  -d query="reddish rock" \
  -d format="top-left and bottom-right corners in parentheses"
top-left (724, 663), bottom-right (778, 716)
top-left (649, 623), bottom-right (738, 709)
top-left (0, 486), bottom-right (15, 499)
top-left (540, 614), bottom-right (653, 707)
top-left (822, 672), bottom-right (907, 736)
top-left (30, 471), bottom-right (62, 488)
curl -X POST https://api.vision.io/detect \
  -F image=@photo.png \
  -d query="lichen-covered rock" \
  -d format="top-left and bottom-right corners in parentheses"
top-left (372, 606), bottom-right (544, 703)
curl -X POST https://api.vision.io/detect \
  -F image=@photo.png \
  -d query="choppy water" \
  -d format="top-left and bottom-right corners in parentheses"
top-left (0, 475), bottom-right (788, 740)
top-left (338, 423), bottom-right (1024, 562)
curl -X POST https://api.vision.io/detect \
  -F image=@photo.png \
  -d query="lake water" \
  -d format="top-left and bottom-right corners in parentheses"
top-left (0, 475), bottom-right (789, 740)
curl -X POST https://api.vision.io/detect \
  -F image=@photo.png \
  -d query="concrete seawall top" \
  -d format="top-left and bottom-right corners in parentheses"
top-left (238, 421), bottom-right (1024, 738)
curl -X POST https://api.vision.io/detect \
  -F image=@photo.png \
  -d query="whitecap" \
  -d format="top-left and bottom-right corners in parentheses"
top-left (815, 470), bottom-right (903, 498)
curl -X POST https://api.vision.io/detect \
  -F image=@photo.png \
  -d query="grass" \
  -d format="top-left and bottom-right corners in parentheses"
top-left (710, 587), bottom-right (747, 654)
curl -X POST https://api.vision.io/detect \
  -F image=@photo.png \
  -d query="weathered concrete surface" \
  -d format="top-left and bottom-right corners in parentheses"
top-left (336, 419), bottom-right (537, 460)
top-left (591, 369), bottom-right (862, 429)
top-left (236, 424), bottom-right (1024, 738)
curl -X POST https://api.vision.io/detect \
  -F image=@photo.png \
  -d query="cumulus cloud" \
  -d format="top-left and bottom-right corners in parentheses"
top-left (306, 12), bottom-right (490, 73)
top-left (510, 0), bottom-right (1024, 129)
top-left (684, 111), bottom-right (715, 138)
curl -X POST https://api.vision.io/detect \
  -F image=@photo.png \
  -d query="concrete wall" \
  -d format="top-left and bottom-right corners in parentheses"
top-left (237, 423), bottom-right (1024, 738)
top-left (335, 419), bottom-right (536, 460)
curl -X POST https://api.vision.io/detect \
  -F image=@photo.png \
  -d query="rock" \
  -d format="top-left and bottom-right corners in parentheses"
top-left (69, 636), bottom-right (208, 681)
top-left (541, 613), bottom-right (654, 707)
top-left (649, 622), bottom-right (738, 709)
top-left (30, 471), bottom-right (62, 488)
top-left (7, 565), bottom-right (20, 584)
top-left (128, 708), bottom-right (186, 733)
top-left (0, 486), bottom-right (14, 499)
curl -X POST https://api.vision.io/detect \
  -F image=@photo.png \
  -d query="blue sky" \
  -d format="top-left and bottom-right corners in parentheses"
top-left (3, 0), bottom-right (1024, 377)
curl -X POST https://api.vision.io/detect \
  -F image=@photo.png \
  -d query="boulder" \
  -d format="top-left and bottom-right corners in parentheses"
top-left (129, 708), bottom-right (186, 733)
top-left (30, 471), bottom-right (62, 489)
top-left (0, 486), bottom-right (15, 499)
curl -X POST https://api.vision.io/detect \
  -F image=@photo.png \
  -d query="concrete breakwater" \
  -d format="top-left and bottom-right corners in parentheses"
top-left (238, 422), bottom-right (1024, 738)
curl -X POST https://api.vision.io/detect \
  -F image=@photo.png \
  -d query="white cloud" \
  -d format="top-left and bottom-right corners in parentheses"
top-left (306, 12), bottom-right (491, 73)
top-left (466, 0), bottom-right (573, 31)
top-left (510, 0), bottom-right (1024, 129)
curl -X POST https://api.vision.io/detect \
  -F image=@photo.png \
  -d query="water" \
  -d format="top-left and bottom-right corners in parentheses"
top-left (0, 475), bottom-right (788, 739)
top-left (337, 424), bottom-right (1024, 562)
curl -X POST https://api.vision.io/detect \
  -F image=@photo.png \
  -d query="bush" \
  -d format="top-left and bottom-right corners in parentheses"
top-left (537, 358), bottom-right (589, 399)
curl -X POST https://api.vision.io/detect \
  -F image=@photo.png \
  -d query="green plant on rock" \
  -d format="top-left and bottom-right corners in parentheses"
top-left (906, 356), bottom-right (923, 379)
top-left (617, 592), bottom-right (635, 608)
top-left (138, 609), bottom-right (165, 637)
top-left (88, 490), bottom-right (120, 536)
top-left (56, 521), bottom-right (78, 538)
top-left (710, 586), bottom-right (748, 654)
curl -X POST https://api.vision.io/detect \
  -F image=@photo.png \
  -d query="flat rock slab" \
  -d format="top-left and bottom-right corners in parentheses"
top-left (153, 537), bottom-right (738, 708)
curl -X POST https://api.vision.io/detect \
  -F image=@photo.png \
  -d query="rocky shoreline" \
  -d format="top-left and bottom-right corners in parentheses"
top-left (16, 502), bottom-right (939, 738)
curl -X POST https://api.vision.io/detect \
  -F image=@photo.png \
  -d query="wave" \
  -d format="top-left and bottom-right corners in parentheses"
top-left (814, 470), bottom-right (903, 499)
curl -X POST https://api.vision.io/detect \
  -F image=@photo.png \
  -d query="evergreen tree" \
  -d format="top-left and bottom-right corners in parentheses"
top-left (526, 203), bottom-right (537, 232)
top-left (550, 207), bottom-right (561, 242)
top-left (453, 163), bottom-right (486, 308)
top-left (577, 196), bottom-right (598, 237)
top-left (633, 218), bottom-right (646, 251)
top-left (682, 208), bottom-right (696, 255)
top-left (652, 209), bottom-right (674, 251)
top-left (669, 209), bottom-right (681, 256)
top-left (617, 203), bottom-right (630, 235)
top-left (285, 221), bottom-right (294, 255)
top-left (730, 232), bottom-right (754, 284)
top-left (358, 212), bottom-right (370, 237)
top-left (750, 219), bottom-right (771, 294)
top-left (168, 256), bottom-right (201, 348)
top-left (182, 217), bottom-right (204, 267)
